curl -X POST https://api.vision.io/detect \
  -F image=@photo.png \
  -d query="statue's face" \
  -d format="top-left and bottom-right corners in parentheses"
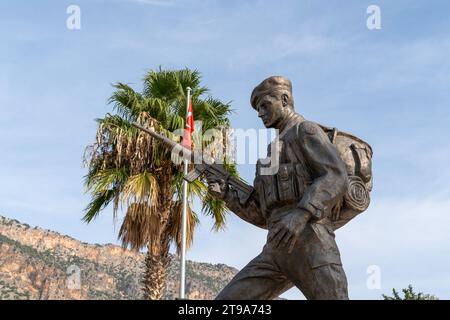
top-left (255, 94), bottom-right (286, 129)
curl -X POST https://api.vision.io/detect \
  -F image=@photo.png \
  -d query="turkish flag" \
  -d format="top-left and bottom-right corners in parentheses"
top-left (182, 98), bottom-right (194, 148)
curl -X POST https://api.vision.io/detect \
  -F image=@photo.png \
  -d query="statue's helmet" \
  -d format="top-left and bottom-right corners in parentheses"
top-left (250, 76), bottom-right (294, 110)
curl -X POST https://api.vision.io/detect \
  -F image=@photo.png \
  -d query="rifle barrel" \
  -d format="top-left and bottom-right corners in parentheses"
top-left (131, 122), bottom-right (194, 161)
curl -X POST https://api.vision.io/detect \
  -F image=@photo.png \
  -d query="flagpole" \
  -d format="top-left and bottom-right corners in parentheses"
top-left (180, 87), bottom-right (191, 299)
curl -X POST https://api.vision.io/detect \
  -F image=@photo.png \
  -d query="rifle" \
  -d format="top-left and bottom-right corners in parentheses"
top-left (132, 122), bottom-right (254, 205)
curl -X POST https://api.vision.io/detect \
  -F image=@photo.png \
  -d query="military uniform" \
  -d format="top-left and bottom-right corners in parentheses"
top-left (216, 112), bottom-right (349, 300)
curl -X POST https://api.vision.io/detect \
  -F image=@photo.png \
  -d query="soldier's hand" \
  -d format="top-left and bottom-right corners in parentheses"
top-left (206, 173), bottom-right (228, 200)
top-left (268, 210), bottom-right (310, 253)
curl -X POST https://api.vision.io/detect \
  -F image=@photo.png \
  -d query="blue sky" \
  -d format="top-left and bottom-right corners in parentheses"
top-left (1, 0), bottom-right (450, 299)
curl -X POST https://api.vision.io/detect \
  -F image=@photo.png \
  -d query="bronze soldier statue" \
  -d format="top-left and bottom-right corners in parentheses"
top-left (206, 76), bottom-right (369, 300)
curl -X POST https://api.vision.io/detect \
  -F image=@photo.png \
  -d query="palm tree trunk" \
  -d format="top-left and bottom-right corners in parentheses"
top-left (142, 173), bottom-right (173, 300)
top-left (143, 241), bottom-right (170, 300)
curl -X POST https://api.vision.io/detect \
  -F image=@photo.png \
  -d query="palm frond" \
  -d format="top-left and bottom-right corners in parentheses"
top-left (118, 203), bottom-right (160, 250)
top-left (168, 201), bottom-right (200, 255)
top-left (108, 83), bottom-right (144, 121)
top-left (121, 172), bottom-right (159, 209)
top-left (83, 167), bottom-right (129, 221)
top-left (201, 193), bottom-right (228, 231)
top-left (83, 190), bottom-right (115, 223)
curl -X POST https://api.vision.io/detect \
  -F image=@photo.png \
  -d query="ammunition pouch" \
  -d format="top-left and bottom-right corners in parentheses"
top-left (255, 163), bottom-right (311, 211)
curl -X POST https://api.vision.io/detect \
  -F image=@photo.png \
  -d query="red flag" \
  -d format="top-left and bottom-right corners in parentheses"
top-left (182, 98), bottom-right (194, 148)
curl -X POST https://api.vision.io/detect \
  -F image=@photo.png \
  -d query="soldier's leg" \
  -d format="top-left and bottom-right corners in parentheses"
top-left (216, 251), bottom-right (293, 300)
top-left (287, 263), bottom-right (348, 300)
top-left (282, 223), bottom-right (349, 300)
top-left (310, 263), bottom-right (348, 299)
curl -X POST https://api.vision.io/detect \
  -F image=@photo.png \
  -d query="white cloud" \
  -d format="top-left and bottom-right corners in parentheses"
top-left (337, 195), bottom-right (450, 298)
top-left (227, 33), bottom-right (343, 69)
top-left (0, 73), bottom-right (8, 93)
top-left (128, 0), bottom-right (209, 7)
top-left (130, 0), bottom-right (177, 6)
top-left (339, 197), bottom-right (450, 253)
top-left (343, 36), bottom-right (450, 93)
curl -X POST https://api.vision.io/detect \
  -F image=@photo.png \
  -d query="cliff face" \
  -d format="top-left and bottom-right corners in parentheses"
top-left (0, 215), bottom-right (237, 300)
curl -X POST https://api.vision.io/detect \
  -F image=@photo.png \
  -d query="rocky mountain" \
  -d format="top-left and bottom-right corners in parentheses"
top-left (0, 215), bottom-right (237, 300)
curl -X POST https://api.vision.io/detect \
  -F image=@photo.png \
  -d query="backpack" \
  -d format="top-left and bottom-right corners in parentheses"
top-left (318, 124), bottom-right (373, 230)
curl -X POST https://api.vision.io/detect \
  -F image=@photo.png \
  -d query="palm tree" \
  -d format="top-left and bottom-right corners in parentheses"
top-left (83, 68), bottom-right (236, 299)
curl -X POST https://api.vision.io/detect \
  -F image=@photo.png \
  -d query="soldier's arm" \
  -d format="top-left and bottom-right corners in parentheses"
top-left (222, 187), bottom-right (268, 229)
top-left (296, 121), bottom-right (348, 220)
top-left (207, 179), bottom-right (266, 230)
